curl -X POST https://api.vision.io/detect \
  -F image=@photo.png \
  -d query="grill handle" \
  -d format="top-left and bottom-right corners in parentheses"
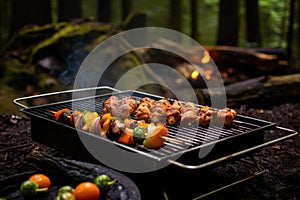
top-left (167, 126), bottom-right (298, 170)
top-left (13, 86), bottom-right (120, 108)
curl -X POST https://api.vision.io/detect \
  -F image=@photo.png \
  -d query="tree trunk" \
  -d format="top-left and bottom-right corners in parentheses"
top-left (0, 0), bottom-right (10, 43)
top-left (245, 0), bottom-right (261, 47)
top-left (122, 13), bottom-right (147, 30)
top-left (121, 0), bottom-right (132, 20)
top-left (190, 0), bottom-right (199, 40)
top-left (11, 0), bottom-right (51, 33)
top-left (217, 0), bottom-right (239, 46)
top-left (288, 0), bottom-right (300, 71)
top-left (58, 0), bottom-right (81, 22)
top-left (295, 0), bottom-right (300, 70)
top-left (97, 0), bottom-right (111, 23)
top-left (169, 0), bottom-right (182, 32)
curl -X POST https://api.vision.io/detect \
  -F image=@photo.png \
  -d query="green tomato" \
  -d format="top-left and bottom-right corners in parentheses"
top-left (57, 186), bottom-right (74, 194)
top-left (20, 180), bottom-right (49, 197)
top-left (20, 180), bottom-right (39, 197)
top-left (55, 192), bottom-right (75, 200)
top-left (94, 174), bottom-right (116, 191)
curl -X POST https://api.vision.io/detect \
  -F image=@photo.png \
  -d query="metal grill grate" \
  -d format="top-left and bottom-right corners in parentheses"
top-left (21, 90), bottom-right (276, 162)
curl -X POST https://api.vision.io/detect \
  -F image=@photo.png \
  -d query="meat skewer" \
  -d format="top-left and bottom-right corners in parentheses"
top-left (50, 108), bottom-right (179, 149)
top-left (50, 94), bottom-right (237, 148)
top-left (106, 96), bottom-right (237, 127)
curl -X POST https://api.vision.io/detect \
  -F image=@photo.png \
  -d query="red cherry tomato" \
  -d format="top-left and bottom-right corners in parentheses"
top-left (73, 182), bottom-right (100, 200)
top-left (29, 174), bottom-right (51, 190)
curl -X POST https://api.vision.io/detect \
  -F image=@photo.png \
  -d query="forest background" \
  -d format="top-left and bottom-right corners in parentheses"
top-left (0, 0), bottom-right (296, 49)
top-left (0, 0), bottom-right (299, 113)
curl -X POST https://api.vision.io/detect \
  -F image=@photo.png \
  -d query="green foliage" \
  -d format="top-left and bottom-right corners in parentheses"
top-left (259, 0), bottom-right (290, 47)
top-left (0, 0), bottom-right (292, 49)
top-left (2, 60), bottom-right (35, 90)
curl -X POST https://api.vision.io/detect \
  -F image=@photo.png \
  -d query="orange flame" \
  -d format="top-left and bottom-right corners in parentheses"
top-left (201, 51), bottom-right (211, 64)
top-left (191, 70), bottom-right (200, 80)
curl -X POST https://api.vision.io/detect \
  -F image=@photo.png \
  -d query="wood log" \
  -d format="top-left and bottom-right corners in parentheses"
top-left (205, 46), bottom-right (287, 74)
top-left (146, 39), bottom-right (287, 74)
top-left (199, 73), bottom-right (300, 107)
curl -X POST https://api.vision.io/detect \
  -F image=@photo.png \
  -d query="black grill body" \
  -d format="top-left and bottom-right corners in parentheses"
top-left (20, 90), bottom-right (280, 200)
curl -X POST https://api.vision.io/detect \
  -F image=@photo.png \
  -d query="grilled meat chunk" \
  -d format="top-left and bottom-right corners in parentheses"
top-left (166, 101), bottom-right (182, 126)
top-left (216, 108), bottom-right (237, 127)
top-left (102, 96), bottom-right (119, 117)
top-left (119, 97), bottom-right (138, 119)
top-left (150, 99), bottom-right (170, 124)
top-left (135, 102), bottom-right (152, 122)
top-left (199, 106), bottom-right (216, 127)
top-left (180, 102), bottom-right (199, 127)
top-left (135, 97), bottom-right (155, 122)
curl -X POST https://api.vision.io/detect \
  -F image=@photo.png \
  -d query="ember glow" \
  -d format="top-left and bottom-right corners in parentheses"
top-left (191, 70), bottom-right (200, 80)
top-left (221, 71), bottom-right (228, 78)
top-left (205, 69), bottom-right (213, 80)
top-left (201, 51), bottom-right (211, 64)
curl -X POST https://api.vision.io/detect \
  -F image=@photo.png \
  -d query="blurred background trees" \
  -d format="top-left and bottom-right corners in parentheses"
top-left (0, 0), bottom-right (299, 113)
top-left (0, 0), bottom-right (299, 69)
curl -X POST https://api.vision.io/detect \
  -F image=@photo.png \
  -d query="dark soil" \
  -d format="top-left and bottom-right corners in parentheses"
top-left (0, 102), bottom-right (299, 200)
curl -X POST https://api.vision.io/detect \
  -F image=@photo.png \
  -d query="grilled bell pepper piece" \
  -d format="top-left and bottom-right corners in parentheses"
top-left (82, 111), bottom-right (99, 132)
top-left (118, 128), bottom-right (134, 145)
top-left (82, 110), bottom-right (99, 130)
top-left (143, 124), bottom-right (168, 149)
top-left (58, 110), bottom-right (74, 126)
top-left (55, 108), bottom-right (70, 121)
top-left (133, 126), bottom-right (147, 144)
top-left (99, 113), bottom-right (113, 137)
top-left (137, 120), bottom-right (149, 128)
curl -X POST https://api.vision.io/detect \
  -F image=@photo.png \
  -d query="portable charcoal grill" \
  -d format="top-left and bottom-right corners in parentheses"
top-left (14, 86), bottom-right (298, 199)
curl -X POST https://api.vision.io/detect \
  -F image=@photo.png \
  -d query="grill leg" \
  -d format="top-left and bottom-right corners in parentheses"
top-left (190, 156), bottom-right (266, 200)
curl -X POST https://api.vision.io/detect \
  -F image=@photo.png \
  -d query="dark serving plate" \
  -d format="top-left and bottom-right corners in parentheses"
top-left (0, 157), bottom-right (141, 200)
